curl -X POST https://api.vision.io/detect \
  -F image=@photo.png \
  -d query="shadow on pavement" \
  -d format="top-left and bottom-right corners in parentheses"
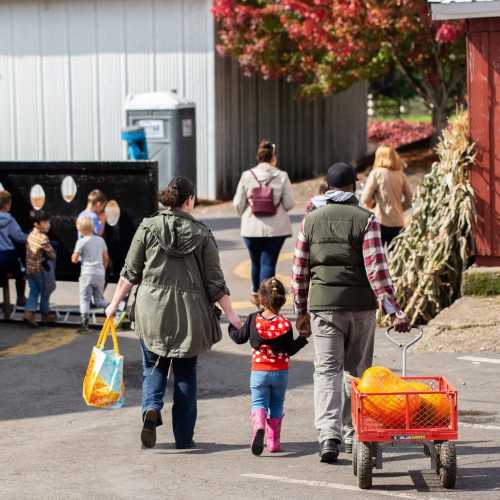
top-left (0, 324), bottom-right (313, 422)
top-left (388, 441), bottom-right (500, 494)
top-left (409, 466), bottom-right (500, 493)
top-left (154, 442), bottom-right (249, 454)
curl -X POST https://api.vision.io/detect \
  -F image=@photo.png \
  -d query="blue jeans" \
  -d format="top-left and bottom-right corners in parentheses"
top-left (140, 339), bottom-right (197, 447)
top-left (26, 272), bottom-right (50, 314)
top-left (243, 236), bottom-right (287, 293)
top-left (250, 370), bottom-right (289, 418)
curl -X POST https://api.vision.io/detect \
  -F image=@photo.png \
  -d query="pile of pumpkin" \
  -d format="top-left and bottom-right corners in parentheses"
top-left (356, 366), bottom-right (450, 428)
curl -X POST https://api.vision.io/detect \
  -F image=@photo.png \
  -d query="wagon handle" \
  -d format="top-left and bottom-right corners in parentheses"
top-left (385, 327), bottom-right (423, 377)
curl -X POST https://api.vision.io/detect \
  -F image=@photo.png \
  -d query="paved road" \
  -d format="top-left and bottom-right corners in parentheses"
top-left (1, 207), bottom-right (499, 499)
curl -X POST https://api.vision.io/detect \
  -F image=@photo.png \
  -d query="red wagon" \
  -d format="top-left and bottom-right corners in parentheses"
top-left (351, 329), bottom-right (459, 489)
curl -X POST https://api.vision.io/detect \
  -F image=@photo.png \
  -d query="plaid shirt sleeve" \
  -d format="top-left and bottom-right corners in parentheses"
top-left (291, 219), bottom-right (311, 316)
top-left (362, 216), bottom-right (402, 314)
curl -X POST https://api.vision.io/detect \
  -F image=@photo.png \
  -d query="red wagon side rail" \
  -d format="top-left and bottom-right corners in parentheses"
top-left (352, 376), bottom-right (458, 443)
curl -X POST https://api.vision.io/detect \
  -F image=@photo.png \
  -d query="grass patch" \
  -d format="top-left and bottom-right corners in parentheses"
top-left (370, 114), bottom-right (432, 123)
top-left (462, 269), bottom-right (500, 296)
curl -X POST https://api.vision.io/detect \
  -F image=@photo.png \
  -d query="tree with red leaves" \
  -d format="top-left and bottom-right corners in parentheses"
top-left (212, 0), bottom-right (465, 137)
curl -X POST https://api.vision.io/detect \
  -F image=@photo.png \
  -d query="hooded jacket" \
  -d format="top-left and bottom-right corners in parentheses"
top-left (121, 209), bottom-right (229, 358)
top-left (0, 212), bottom-right (27, 252)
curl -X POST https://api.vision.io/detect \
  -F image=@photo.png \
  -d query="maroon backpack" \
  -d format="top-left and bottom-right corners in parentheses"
top-left (248, 169), bottom-right (278, 216)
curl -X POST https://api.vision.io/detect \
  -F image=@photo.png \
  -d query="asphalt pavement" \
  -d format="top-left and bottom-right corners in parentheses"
top-left (0, 206), bottom-right (499, 499)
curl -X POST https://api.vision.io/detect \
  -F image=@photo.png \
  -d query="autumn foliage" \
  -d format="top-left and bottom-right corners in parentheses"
top-left (212, 0), bottom-right (466, 135)
top-left (368, 120), bottom-right (433, 149)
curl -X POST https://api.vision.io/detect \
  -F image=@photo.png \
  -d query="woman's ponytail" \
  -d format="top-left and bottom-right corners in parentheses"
top-left (159, 176), bottom-right (195, 208)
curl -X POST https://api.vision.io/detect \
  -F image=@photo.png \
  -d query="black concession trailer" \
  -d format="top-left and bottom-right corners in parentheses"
top-left (0, 161), bottom-right (158, 322)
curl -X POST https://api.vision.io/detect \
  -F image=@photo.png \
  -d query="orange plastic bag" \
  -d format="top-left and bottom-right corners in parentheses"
top-left (83, 318), bottom-right (124, 408)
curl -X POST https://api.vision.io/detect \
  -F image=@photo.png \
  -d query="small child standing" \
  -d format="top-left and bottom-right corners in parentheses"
top-left (305, 181), bottom-right (328, 214)
top-left (229, 277), bottom-right (308, 456)
top-left (78, 189), bottom-right (107, 237)
top-left (72, 216), bottom-right (109, 333)
top-left (24, 210), bottom-right (56, 327)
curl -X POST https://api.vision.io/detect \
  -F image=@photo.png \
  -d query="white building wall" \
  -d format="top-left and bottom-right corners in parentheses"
top-left (0, 0), bottom-right (216, 198)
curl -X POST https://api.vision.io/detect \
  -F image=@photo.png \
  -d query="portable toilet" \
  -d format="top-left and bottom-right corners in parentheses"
top-left (124, 91), bottom-right (196, 189)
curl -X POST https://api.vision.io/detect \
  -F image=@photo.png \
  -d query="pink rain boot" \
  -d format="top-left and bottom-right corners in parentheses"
top-left (266, 417), bottom-right (283, 453)
top-left (251, 408), bottom-right (267, 456)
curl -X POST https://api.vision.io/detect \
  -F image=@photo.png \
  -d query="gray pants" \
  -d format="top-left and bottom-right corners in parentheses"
top-left (311, 310), bottom-right (376, 444)
top-left (79, 274), bottom-right (107, 315)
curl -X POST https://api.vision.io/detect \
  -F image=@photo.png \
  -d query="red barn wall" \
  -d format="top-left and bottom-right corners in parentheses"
top-left (467, 18), bottom-right (500, 265)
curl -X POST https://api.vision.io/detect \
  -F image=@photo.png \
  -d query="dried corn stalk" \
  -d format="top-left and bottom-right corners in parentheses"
top-left (389, 112), bottom-right (476, 325)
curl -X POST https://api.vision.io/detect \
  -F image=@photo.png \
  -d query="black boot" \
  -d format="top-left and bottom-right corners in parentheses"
top-left (78, 315), bottom-right (90, 334)
top-left (319, 439), bottom-right (340, 463)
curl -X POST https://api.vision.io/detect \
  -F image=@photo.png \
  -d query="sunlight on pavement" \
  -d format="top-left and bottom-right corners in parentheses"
top-left (0, 328), bottom-right (78, 358)
top-left (233, 252), bottom-right (294, 287)
top-left (232, 252), bottom-right (295, 309)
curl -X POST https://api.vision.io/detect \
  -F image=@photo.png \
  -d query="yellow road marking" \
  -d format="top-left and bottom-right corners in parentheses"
top-left (233, 251), bottom-right (294, 288)
top-left (0, 327), bottom-right (79, 358)
top-left (233, 298), bottom-right (292, 311)
top-left (232, 301), bottom-right (255, 310)
top-left (232, 251), bottom-right (295, 308)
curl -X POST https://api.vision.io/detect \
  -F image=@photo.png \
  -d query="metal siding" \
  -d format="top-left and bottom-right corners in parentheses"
top-left (183, 0), bottom-right (214, 198)
top-left (431, 2), bottom-right (500, 21)
top-left (0, 0), bottom-right (216, 198)
top-left (0, 5), bottom-right (14, 159)
top-left (215, 56), bottom-right (367, 199)
top-left (67, 0), bottom-right (98, 160)
top-left (125, 0), bottom-right (154, 94)
top-left (96, 0), bottom-right (125, 161)
top-left (154, 0), bottom-right (183, 94)
top-left (40, 0), bottom-right (71, 160)
top-left (205, 2), bottom-right (216, 200)
top-left (10, 1), bottom-right (43, 160)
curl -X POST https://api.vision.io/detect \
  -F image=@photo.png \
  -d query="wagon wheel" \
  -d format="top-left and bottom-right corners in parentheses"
top-left (438, 441), bottom-right (457, 489)
top-left (352, 437), bottom-right (358, 476)
top-left (435, 441), bottom-right (442, 455)
top-left (357, 441), bottom-right (373, 489)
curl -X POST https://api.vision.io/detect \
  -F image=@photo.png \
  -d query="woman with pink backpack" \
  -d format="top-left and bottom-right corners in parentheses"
top-left (233, 140), bottom-right (295, 307)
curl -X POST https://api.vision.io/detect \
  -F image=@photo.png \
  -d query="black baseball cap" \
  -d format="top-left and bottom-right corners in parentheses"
top-left (326, 162), bottom-right (357, 188)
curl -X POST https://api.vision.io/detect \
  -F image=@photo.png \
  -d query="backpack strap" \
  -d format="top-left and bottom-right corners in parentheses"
top-left (249, 168), bottom-right (274, 186)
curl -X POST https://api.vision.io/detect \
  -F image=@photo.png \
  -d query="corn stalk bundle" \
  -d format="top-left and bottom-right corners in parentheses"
top-left (389, 112), bottom-right (476, 325)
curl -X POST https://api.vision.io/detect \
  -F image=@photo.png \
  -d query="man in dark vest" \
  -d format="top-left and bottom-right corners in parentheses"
top-left (292, 162), bottom-right (410, 463)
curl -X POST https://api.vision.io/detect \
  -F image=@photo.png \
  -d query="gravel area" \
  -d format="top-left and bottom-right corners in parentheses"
top-left (418, 296), bottom-right (500, 352)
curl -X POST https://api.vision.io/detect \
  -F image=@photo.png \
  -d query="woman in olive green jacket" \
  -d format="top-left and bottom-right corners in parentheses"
top-left (106, 176), bottom-right (241, 450)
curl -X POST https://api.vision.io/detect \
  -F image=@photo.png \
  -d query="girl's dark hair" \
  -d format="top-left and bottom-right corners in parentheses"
top-left (159, 176), bottom-right (195, 208)
top-left (256, 139), bottom-right (276, 164)
top-left (30, 209), bottom-right (50, 224)
top-left (259, 277), bottom-right (287, 314)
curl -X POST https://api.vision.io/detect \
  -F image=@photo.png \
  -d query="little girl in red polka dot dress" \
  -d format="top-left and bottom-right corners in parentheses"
top-left (229, 277), bottom-right (308, 455)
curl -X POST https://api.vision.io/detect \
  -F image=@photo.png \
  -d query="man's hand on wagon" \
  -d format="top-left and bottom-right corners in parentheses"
top-left (391, 311), bottom-right (411, 333)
